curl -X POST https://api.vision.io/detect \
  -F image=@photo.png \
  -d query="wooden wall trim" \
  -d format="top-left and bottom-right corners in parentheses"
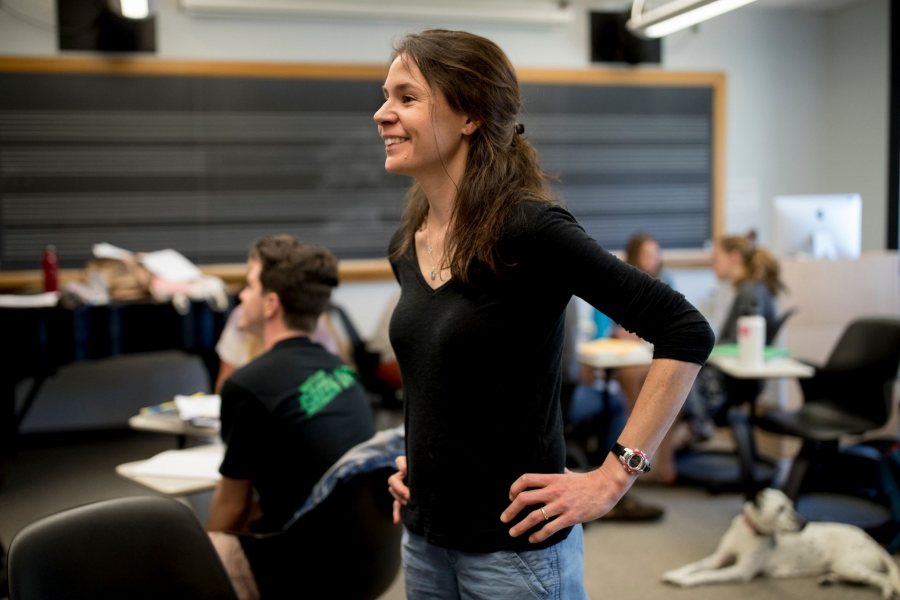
top-left (0, 56), bottom-right (388, 80)
top-left (0, 56), bottom-right (723, 85)
top-left (0, 258), bottom-right (394, 293)
top-left (0, 252), bottom-right (717, 294)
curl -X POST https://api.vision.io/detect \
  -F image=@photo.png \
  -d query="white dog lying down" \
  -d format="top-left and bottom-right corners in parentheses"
top-left (662, 488), bottom-right (900, 599)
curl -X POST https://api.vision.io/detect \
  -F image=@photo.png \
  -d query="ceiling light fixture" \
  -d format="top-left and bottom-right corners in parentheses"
top-left (107, 0), bottom-right (154, 19)
top-left (627, 0), bottom-right (759, 39)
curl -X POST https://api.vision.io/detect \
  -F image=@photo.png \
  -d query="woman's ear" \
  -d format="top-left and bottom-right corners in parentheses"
top-left (462, 117), bottom-right (480, 136)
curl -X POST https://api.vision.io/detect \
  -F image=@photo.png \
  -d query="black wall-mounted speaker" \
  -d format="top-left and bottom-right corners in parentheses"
top-left (57, 0), bottom-right (156, 53)
top-left (590, 11), bottom-right (661, 66)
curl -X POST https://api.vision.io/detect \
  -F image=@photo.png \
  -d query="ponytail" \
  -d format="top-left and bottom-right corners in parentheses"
top-left (749, 248), bottom-right (785, 295)
top-left (718, 235), bottom-right (786, 296)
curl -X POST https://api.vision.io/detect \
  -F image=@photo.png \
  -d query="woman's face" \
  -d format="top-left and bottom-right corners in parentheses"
top-left (711, 243), bottom-right (740, 281)
top-left (635, 240), bottom-right (661, 275)
top-left (373, 54), bottom-right (472, 183)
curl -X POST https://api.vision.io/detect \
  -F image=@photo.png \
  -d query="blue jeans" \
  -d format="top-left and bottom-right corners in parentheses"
top-left (401, 525), bottom-right (588, 600)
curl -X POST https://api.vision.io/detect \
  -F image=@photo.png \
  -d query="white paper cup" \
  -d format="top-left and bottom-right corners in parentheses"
top-left (737, 315), bottom-right (765, 368)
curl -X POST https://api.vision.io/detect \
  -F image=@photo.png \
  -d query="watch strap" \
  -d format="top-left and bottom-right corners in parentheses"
top-left (612, 442), bottom-right (652, 474)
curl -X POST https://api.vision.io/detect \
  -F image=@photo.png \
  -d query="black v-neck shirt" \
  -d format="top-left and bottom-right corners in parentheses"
top-left (389, 202), bottom-right (714, 552)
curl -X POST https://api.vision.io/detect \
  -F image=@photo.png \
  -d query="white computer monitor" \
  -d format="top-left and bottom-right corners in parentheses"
top-left (771, 193), bottom-right (862, 259)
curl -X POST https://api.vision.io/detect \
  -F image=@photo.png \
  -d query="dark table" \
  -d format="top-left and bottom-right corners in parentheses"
top-left (0, 299), bottom-right (229, 477)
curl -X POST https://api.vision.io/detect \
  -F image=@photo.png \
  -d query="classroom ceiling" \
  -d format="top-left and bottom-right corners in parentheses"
top-left (589, 0), bottom-right (864, 12)
top-left (753, 0), bottom-right (863, 10)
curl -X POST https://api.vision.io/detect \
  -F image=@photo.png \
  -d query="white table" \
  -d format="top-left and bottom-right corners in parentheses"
top-left (578, 338), bottom-right (653, 369)
top-left (706, 355), bottom-right (815, 379)
top-left (128, 413), bottom-right (220, 438)
top-left (116, 443), bottom-right (223, 496)
top-left (680, 350), bottom-right (815, 492)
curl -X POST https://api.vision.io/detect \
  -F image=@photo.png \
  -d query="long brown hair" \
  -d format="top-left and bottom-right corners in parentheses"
top-left (387, 29), bottom-right (556, 284)
top-left (718, 235), bottom-right (785, 295)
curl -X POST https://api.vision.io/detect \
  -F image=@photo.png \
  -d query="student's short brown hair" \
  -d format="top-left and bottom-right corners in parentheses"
top-left (249, 234), bottom-right (339, 332)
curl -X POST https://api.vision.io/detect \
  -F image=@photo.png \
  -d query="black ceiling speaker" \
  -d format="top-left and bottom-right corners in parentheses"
top-left (590, 11), bottom-right (661, 66)
top-left (57, 0), bottom-right (157, 53)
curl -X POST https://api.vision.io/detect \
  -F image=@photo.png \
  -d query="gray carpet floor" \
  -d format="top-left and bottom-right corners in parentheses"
top-left (1, 429), bottom-right (896, 600)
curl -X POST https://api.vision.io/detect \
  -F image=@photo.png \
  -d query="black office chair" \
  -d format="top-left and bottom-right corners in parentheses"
top-left (756, 317), bottom-right (900, 535)
top-left (235, 466), bottom-right (402, 600)
top-left (677, 308), bottom-right (798, 492)
top-left (7, 496), bottom-right (238, 600)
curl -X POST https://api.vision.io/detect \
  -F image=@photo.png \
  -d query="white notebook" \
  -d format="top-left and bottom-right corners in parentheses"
top-left (129, 447), bottom-right (224, 480)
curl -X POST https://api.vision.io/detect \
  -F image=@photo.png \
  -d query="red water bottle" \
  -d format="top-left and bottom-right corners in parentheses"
top-left (42, 245), bottom-right (59, 292)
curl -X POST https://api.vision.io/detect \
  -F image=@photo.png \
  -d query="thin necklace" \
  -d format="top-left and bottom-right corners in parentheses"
top-left (424, 222), bottom-right (442, 282)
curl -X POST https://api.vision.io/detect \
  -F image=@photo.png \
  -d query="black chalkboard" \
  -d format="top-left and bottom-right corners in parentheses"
top-left (0, 60), bottom-right (718, 270)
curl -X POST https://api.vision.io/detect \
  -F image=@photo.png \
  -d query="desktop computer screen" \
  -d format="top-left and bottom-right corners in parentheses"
top-left (771, 193), bottom-right (862, 259)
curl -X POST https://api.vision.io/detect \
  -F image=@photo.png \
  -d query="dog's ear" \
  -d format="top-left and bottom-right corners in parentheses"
top-left (744, 482), bottom-right (769, 505)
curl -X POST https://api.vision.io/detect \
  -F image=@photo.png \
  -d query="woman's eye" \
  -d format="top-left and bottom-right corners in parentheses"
top-left (402, 95), bottom-right (415, 103)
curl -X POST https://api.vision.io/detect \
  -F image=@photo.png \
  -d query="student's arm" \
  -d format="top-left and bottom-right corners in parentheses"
top-left (208, 476), bottom-right (254, 532)
top-left (212, 379), bottom-right (266, 531)
top-left (215, 360), bottom-right (237, 394)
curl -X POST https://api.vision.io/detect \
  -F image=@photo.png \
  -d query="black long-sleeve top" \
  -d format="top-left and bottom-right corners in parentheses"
top-left (389, 202), bottom-right (714, 552)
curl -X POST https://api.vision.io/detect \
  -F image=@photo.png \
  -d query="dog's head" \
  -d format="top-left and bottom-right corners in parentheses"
top-left (743, 488), bottom-right (807, 535)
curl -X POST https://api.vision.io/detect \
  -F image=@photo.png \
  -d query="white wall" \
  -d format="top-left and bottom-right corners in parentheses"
top-left (822, 0), bottom-right (890, 251)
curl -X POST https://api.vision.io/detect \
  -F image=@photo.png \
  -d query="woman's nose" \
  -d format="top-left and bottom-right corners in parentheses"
top-left (373, 100), bottom-right (393, 124)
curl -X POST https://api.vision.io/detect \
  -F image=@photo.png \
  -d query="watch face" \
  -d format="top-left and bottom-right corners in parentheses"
top-left (627, 455), bottom-right (644, 470)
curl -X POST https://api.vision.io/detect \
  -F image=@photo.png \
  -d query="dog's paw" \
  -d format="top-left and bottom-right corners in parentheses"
top-left (661, 570), bottom-right (693, 587)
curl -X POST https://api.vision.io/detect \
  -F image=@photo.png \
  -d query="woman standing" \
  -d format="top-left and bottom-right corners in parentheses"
top-left (375, 30), bottom-right (714, 598)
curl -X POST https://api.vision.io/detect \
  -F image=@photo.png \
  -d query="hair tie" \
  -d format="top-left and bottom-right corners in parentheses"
top-left (514, 123), bottom-right (524, 135)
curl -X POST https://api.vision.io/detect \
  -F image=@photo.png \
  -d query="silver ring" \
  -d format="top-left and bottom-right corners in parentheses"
top-left (540, 507), bottom-right (549, 521)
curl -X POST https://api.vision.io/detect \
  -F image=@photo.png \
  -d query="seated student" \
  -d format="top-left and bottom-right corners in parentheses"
top-left (207, 235), bottom-right (375, 600)
top-left (214, 296), bottom-right (345, 393)
top-left (690, 233), bottom-right (785, 424)
top-left (710, 233), bottom-right (782, 344)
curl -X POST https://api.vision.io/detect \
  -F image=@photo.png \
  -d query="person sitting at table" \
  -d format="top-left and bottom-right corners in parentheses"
top-left (710, 233), bottom-right (783, 344)
top-left (689, 233), bottom-right (786, 426)
top-left (214, 294), bottom-right (346, 393)
top-left (206, 234), bottom-right (375, 600)
top-left (634, 233), bottom-right (784, 483)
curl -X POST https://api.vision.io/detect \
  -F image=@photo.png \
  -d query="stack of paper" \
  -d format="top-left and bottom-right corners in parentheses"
top-left (129, 447), bottom-right (224, 480)
top-left (174, 394), bottom-right (221, 427)
top-left (0, 292), bottom-right (60, 308)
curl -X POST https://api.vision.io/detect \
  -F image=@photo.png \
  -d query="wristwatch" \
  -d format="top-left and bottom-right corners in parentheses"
top-left (612, 442), bottom-right (652, 475)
